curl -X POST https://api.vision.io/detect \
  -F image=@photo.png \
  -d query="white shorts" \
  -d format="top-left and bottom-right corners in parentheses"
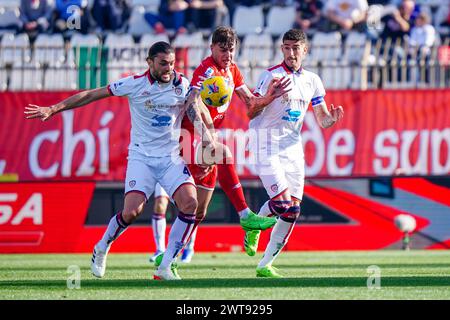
top-left (125, 150), bottom-right (195, 200)
top-left (254, 147), bottom-right (305, 200)
top-left (154, 183), bottom-right (170, 199)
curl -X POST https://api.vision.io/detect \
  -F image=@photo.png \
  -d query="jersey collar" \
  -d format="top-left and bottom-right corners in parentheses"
top-left (282, 61), bottom-right (302, 75)
top-left (147, 69), bottom-right (156, 84)
top-left (208, 56), bottom-right (227, 72)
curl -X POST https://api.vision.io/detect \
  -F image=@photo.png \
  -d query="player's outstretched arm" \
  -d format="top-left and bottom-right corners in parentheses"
top-left (24, 87), bottom-right (111, 121)
top-left (238, 77), bottom-right (291, 120)
top-left (313, 102), bottom-right (344, 128)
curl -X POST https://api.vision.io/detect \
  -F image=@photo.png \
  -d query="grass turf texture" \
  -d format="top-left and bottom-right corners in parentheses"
top-left (1, 251), bottom-right (449, 300)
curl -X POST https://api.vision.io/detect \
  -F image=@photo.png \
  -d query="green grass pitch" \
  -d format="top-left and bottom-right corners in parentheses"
top-left (1, 251), bottom-right (449, 300)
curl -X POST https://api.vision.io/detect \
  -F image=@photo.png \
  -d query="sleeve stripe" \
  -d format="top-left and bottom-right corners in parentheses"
top-left (311, 96), bottom-right (324, 106)
top-left (235, 84), bottom-right (246, 90)
top-left (107, 84), bottom-right (114, 96)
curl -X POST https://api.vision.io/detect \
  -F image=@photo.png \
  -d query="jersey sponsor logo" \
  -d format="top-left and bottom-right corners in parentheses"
top-left (282, 108), bottom-right (302, 122)
top-left (113, 81), bottom-right (124, 90)
top-left (140, 90), bottom-right (151, 96)
top-left (204, 67), bottom-right (214, 78)
top-left (129, 180), bottom-right (136, 188)
top-left (151, 115), bottom-right (172, 127)
top-left (213, 113), bottom-right (224, 122)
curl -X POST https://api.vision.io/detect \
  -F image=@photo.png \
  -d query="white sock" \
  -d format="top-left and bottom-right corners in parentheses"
top-left (258, 219), bottom-right (295, 268)
top-left (258, 200), bottom-right (271, 217)
top-left (152, 213), bottom-right (166, 252)
top-left (98, 212), bottom-right (129, 252)
top-left (238, 207), bottom-right (251, 218)
top-left (186, 227), bottom-right (198, 250)
top-left (159, 212), bottom-right (195, 270)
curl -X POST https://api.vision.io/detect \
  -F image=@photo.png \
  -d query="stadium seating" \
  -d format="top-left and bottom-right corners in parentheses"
top-left (434, 4), bottom-right (449, 36)
top-left (172, 32), bottom-right (206, 71)
top-left (232, 5), bottom-right (264, 37)
top-left (104, 33), bottom-right (137, 82)
top-left (239, 33), bottom-right (273, 68)
top-left (341, 32), bottom-right (371, 89)
top-left (265, 5), bottom-right (297, 37)
top-left (127, 5), bottom-right (155, 36)
top-left (0, 33), bottom-right (31, 66)
top-left (0, 0), bottom-right (448, 91)
top-left (34, 34), bottom-right (66, 66)
top-left (0, 6), bottom-right (21, 35)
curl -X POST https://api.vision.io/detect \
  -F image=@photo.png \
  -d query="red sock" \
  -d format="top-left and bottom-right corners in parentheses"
top-left (217, 163), bottom-right (248, 212)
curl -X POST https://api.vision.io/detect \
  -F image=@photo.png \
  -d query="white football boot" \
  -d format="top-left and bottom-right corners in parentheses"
top-left (153, 267), bottom-right (181, 280)
top-left (91, 243), bottom-right (109, 278)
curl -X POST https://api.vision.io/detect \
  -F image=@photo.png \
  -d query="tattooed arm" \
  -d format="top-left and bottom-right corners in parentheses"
top-left (185, 88), bottom-right (216, 146)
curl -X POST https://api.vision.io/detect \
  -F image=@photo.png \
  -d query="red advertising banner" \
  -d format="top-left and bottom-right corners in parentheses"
top-left (0, 182), bottom-right (95, 253)
top-left (1, 89), bottom-right (449, 181)
top-left (2, 179), bottom-right (445, 253)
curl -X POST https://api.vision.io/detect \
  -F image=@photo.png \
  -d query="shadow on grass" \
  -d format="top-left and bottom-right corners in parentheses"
top-left (1, 276), bottom-right (449, 289)
top-left (2, 263), bottom-right (450, 272)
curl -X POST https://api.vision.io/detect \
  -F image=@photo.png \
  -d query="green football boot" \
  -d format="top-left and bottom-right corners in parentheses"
top-left (256, 265), bottom-right (283, 278)
top-left (244, 230), bottom-right (261, 256)
top-left (154, 253), bottom-right (180, 279)
top-left (240, 211), bottom-right (276, 231)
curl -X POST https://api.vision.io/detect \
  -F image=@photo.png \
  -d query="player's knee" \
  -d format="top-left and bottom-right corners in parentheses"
top-left (179, 196), bottom-right (198, 214)
top-left (122, 207), bottom-right (143, 224)
top-left (268, 199), bottom-right (291, 216)
top-left (279, 205), bottom-right (300, 223)
top-left (153, 200), bottom-right (168, 214)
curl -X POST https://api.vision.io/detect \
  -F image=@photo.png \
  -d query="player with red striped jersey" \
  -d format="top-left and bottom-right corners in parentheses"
top-left (179, 26), bottom-right (292, 245)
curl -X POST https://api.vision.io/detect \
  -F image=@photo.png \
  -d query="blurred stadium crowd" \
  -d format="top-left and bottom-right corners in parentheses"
top-left (0, 0), bottom-right (449, 91)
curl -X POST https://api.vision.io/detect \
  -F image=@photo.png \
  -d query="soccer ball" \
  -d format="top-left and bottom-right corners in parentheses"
top-left (394, 214), bottom-right (417, 232)
top-left (200, 76), bottom-right (232, 107)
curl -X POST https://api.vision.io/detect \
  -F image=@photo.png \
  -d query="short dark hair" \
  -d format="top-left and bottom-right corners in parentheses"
top-left (147, 41), bottom-right (174, 59)
top-left (282, 29), bottom-right (308, 45)
top-left (211, 26), bottom-right (239, 49)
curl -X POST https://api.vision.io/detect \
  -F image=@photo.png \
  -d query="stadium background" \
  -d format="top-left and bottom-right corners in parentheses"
top-left (0, 0), bottom-right (449, 254)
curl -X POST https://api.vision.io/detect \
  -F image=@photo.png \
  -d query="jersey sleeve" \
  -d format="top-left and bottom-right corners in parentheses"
top-left (253, 70), bottom-right (273, 97)
top-left (311, 74), bottom-right (326, 108)
top-left (190, 64), bottom-right (211, 90)
top-left (233, 65), bottom-right (245, 90)
top-left (108, 76), bottom-right (135, 97)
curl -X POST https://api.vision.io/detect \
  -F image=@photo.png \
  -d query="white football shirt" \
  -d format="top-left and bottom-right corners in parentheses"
top-left (108, 70), bottom-right (189, 157)
top-left (249, 62), bottom-right (326, 155)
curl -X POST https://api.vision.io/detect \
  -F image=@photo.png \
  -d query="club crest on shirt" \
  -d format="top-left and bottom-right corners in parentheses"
top-left (174, 87), bottom-right (182, 96)
top-left (271, 184), bottom-right (278, 193)
top-left (129, 180), bottom-right (136, 188)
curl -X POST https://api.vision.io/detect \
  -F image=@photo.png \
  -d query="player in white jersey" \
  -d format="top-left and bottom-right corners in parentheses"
top-left (149, 183), bottom-right (197, 263)
top-left (25, 42), bottom-right (215, 281)
top-left (244, 29), bottom-right (344, 278)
